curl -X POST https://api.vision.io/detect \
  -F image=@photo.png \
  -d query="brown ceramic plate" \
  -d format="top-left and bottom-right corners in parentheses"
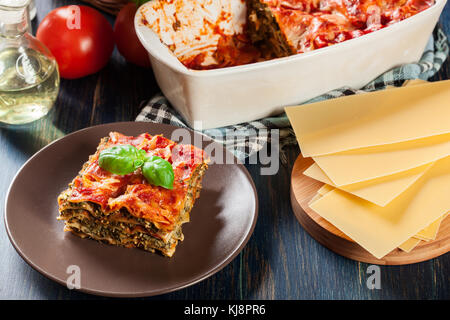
top-left (4, 122), bottom-right (258, 297)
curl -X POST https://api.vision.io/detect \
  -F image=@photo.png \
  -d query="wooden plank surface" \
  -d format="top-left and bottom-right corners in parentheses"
top-left (0, 0), bottom-right (448, 299)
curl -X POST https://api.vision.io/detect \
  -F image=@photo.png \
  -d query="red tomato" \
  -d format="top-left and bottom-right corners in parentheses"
top-left (36, 5), bottom-right (115, 79)
top-left (114, 3), bottom-right (151, 68)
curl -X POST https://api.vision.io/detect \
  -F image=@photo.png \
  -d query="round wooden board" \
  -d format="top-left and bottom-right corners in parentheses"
top-left (290, 154), bottom-right (450, 265)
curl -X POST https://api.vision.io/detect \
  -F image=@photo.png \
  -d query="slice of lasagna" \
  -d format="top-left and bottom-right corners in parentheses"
top-left (57, 132), bottom-right (209, 257)
top-left (246, 0), bottom-right (435, 58)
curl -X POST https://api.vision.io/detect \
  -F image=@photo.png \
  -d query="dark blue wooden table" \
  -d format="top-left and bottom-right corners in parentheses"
top-left (0, 0), bottom-right (449, 300)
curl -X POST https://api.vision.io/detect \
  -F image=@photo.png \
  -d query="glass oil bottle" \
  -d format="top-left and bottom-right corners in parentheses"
top-left (0, 0), bottom-right (60, 125)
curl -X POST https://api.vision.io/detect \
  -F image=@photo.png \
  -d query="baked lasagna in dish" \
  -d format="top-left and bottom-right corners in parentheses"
top-left (139, 0), bottom-right (262, 70)
top-left (139, 0), bottom-right (434, 69)
top-left (57, 132), bottom-right (209, 257)
top-left (247, 0), bottom-right (435, 58)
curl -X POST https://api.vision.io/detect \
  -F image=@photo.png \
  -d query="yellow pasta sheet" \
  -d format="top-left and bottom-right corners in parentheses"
top-left (304, 162), bottom-right (433, 206)
top-left (398, 238), bottom-right (421, 253)
top-left (310, 187), bottom-right (432, 251)
top-left (414, 213), bottom-right (447, 241)
top-left (309, 186), bottom-right (442, 251)
top-left (312, 133), bottom-right (450, 186)
top-left (308, 193), bottom-right (323, 205)
top-left (285, 80), bottom-right (450, 157)
top-left (309, 156), bottom-right (450, 259)
top-left (310, 189), bottom-right (442, 252)
top-left (316, 184), bottom-right (335, 196)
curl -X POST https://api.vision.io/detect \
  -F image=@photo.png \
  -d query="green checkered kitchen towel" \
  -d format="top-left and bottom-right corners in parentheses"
top-left (136, 25), bottom-right (449, 163)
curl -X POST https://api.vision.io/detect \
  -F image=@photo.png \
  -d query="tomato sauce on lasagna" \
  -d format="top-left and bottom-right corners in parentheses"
top-left (57, 132), bottom-right (209, 257)
top-left (139, 0), bottom-right (434, 70)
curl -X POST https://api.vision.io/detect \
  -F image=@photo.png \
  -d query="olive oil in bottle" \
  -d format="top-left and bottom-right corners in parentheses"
top-left (0, 47), bottom-right (59, 124)
top-left (0, 0), bottom-right (60, 125)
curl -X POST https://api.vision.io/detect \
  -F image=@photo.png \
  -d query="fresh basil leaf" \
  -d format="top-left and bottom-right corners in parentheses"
top-left (98, 145), bottom-right (146, 175)
top-left (142, 156), bottom-right (174, 190)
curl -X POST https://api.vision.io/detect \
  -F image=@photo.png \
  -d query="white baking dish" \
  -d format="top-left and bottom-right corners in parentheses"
top-left (135, 0), bottom-right (447, 129)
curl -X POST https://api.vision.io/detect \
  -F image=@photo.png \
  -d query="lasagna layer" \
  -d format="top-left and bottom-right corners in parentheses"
top-left (247, 0), bottom-right (435, 58)
top-left (61, 210), bottom-right (184, 257)
top-left (57, 132), bottom-right (208, 257)
top-left (139, 0), bottom-right (262, 70)
top-left (65, 223), bottom-right (180, 257)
